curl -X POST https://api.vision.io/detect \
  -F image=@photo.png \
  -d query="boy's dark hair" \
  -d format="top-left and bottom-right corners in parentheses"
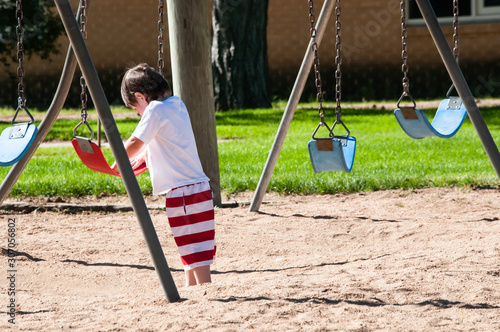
top-left (121, 63), bottom-right (171, 107)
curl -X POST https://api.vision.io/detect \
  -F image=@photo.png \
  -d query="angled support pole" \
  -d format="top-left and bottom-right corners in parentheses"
top-left (54, 0), bottom-right (180, 302)
top-left (249, 0), bottom-right (335, 212)
top-left (0, 4), bottom-right (87, 205)
top-left (415, 0), bottom-right (500, 180)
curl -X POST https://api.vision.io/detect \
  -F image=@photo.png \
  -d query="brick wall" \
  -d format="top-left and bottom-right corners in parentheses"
top-left (267, 0), bottom-right (500, 101)
top-left (1, 0), bottom-right (499, 107)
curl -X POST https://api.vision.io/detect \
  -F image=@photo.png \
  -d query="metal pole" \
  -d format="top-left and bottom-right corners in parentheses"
top-left (54, 0), bottom-right (180, 302)
top-left (415, 0), bottom-right (500, 180)
top-left (0, 4), bottom-right (86, 205)
top-left (249, 0), bottom-right (335, 212)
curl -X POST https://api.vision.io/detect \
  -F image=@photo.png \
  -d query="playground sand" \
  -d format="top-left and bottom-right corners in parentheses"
top-left (1, 187), bottom-right (499, 331)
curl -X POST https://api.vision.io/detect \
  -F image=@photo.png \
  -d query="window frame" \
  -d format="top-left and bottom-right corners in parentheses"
top-left (407, 0), bottom-right (500, 26)
top-left (478, 0), bottom-right (500, 15)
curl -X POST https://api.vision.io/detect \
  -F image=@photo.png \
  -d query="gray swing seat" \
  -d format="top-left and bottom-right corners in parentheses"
top-left (394, 97), bottom-right (467, 139)
top-left (308, 135), bottom-right (356, 173)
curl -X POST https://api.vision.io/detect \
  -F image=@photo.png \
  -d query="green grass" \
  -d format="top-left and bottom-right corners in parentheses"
top-left (0, 104), bottom-right (499, 197)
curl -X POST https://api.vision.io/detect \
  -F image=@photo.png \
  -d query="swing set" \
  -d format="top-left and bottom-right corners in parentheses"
top-left (248, 0), bottom-right (500, 212)
top-left (1, 0), bottom-right (500, 302)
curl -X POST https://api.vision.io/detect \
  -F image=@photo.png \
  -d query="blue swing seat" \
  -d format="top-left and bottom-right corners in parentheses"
top-left (394, 97), bottom-right (467, 139)
top-left (0, 123), bottom-right (38, 167)
top-left (308, 135), bottom-right (356, 173)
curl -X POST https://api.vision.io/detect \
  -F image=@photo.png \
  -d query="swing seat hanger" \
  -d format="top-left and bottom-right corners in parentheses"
top-left (12, 102), bottom-right (35, 126)
top-left (331, 116), bottom-right (351, 141)
top-left (73, 119), bottom-right (95, 142)
top-left (311, 120), bottom-right (333, 140)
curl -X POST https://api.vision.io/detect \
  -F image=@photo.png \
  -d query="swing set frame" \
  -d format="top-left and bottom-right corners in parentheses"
top-left (248, 0), bottom-right (500, 212)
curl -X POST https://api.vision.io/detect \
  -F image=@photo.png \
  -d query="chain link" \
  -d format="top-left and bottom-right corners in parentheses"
top-left (334, 0), bottom-right (342, 121)
top-left (308, 0), bottom-right (325, 124)
top-left (79, 0), bottom-right (88, 123)
top-left (400, 0), bottom-right (410, 95)
top-left (158, 0), bottom-right (165, 75)
top-left (452, 0), bottom-right (459, 63)
top-left (16, 0), bottom-right (26, 107)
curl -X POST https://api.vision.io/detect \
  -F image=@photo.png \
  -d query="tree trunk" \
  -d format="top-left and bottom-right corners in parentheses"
top-left (167, 0), bottom-right (221, 206)
top-left (212, 0), bottom-right (271, 111)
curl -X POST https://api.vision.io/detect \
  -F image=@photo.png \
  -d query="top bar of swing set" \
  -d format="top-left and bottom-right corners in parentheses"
top-left (249, 0), bottom-right (500, 213)
top-left (53, 0), bottom-right (180, 303)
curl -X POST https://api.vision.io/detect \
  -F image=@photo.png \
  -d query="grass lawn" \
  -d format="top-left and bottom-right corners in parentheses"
top-left (0, 103), bottom-right (499, 197)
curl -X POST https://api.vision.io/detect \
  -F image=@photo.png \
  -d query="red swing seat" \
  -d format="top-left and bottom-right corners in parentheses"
top-left (72, 137), bottom-right (147, 177)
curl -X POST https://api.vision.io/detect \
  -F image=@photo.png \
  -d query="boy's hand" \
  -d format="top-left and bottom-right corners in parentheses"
top-left (130, 155), bottom-right (146, 170)
top-left (110, 162), bottom-right (119, 174)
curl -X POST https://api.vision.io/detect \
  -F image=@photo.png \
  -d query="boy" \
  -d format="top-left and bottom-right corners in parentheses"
top-left (112, 63), bottom-right (215, 286)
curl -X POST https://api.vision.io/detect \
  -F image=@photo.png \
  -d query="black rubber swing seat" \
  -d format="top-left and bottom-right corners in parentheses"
top-left (394, 97), bottom-right (467, 139)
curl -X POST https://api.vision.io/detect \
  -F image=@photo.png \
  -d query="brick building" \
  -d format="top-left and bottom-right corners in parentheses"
top-left (1, 0), bottom-right (499, 107)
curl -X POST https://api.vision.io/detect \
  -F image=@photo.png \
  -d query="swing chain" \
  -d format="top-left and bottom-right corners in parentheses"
top-left (452, 0), bottom-right (459, 63)
top-left (400, 0), bottom-right (410, 96)
top-left (447, 0), bottom-right (460, 98)
top-left (16, 0), bottom-right (26, 108)
top-left (79, 0), bottom-right (88, 124)
top-left (308, 0), bottom-right (325, 125)
top-left (334, 0), bottom-right (342, 122)
top-left (158, 0), bottom-right (165, 76)
top-left (13, 0), bottom-right (34, 125)
top-left (331, 0), bottom-right (350, 138)
top-left (396, 0), bottom-right (417, 109)
top-left (73, 0), bottom-right (93, 141)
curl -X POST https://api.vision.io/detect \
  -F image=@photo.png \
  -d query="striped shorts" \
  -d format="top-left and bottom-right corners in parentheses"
top-left (165, 181), bottom-right (216, 270)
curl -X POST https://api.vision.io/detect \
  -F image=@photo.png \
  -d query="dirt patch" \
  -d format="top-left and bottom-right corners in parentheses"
top-left (1, 187), bottom-right (499, 331)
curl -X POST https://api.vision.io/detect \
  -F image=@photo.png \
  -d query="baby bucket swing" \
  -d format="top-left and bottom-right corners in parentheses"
top-left (307, 0), bottom-right (356, 173)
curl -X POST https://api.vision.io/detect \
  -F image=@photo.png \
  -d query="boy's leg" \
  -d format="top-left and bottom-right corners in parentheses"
top-left (193, 265), bottom-right (211, 285)
top-left (166, 182), bottom-right (215, 286)
top-left (185, 265), bottom-right (211, 286)
top-left (185, 269), bottom-right (197, 287)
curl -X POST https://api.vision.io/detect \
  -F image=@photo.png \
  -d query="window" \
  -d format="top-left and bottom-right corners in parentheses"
top-left (408, 0), bottom-right (500, 24)
top-left (478, 0), bottom-right (500, 15)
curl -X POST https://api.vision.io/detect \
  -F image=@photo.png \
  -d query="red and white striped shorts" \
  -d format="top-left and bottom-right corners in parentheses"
top-left (165, 181), bottom-right (215, 270)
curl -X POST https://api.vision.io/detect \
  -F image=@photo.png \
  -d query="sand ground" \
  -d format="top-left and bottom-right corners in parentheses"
top-left (0, 187), bottom-right (499, 331)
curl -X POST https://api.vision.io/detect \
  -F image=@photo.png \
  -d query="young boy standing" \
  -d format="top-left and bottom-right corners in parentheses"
top-left (112, 63), bottom-right (215, 286)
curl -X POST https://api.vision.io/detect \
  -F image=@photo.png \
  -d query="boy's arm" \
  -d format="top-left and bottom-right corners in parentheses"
top-left (111, 136), bottom-right (145, 173)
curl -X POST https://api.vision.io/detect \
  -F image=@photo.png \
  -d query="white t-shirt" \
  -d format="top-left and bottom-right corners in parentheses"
top-left (132, 96), bottom-right (209, 195)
